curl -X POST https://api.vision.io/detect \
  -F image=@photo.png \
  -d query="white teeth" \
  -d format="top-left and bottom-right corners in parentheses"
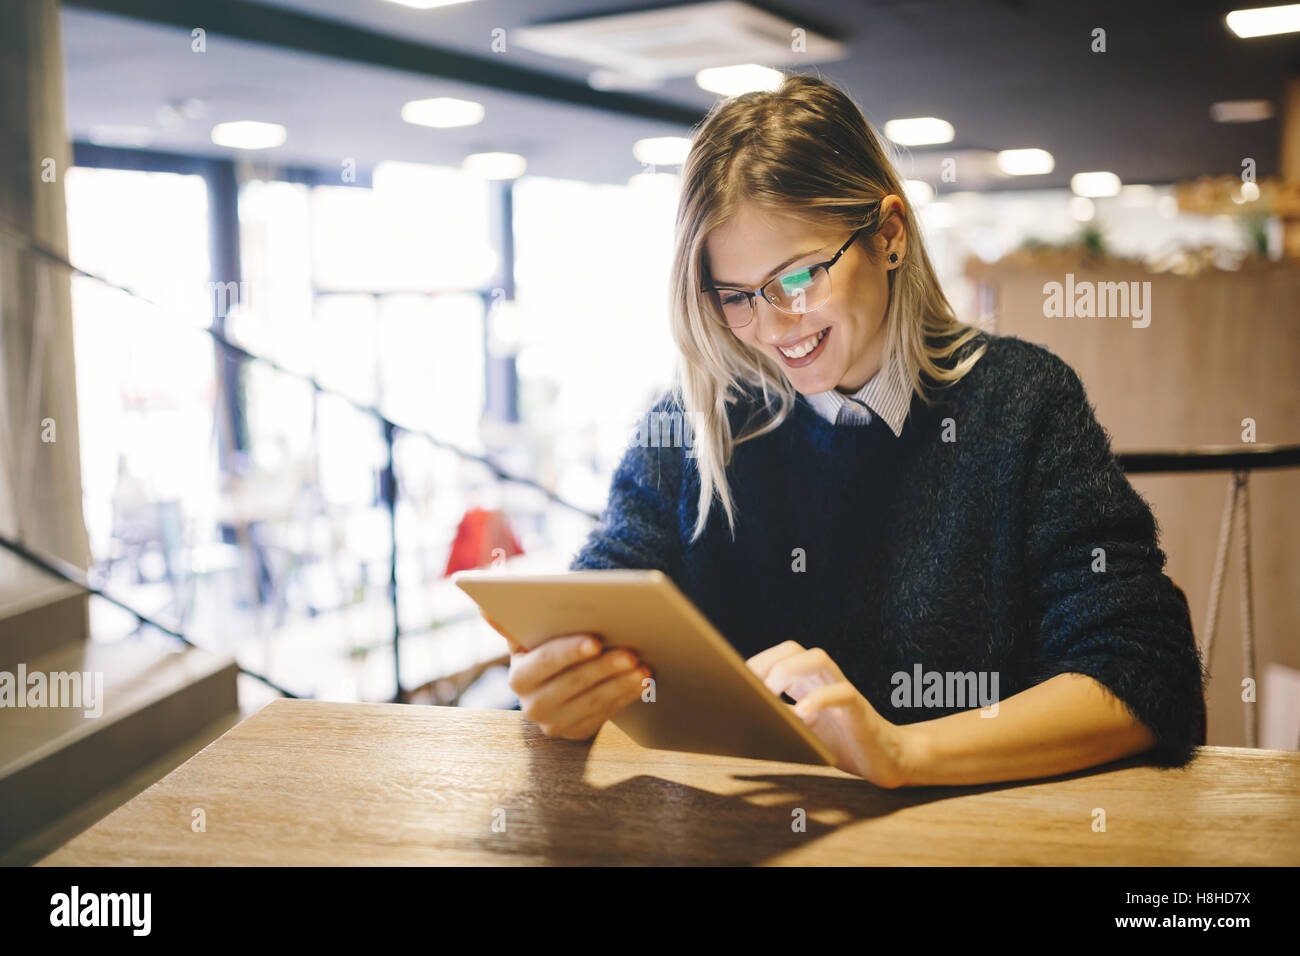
top-left (779, 328), bottom-right (827, 359)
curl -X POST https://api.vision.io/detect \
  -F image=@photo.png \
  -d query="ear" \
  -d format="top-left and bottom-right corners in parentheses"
top-left (878, 195), bottom-right (907, 264)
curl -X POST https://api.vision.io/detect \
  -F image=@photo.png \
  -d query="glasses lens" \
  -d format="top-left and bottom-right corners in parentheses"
top-left (710, 290), bottom-right (754, 327)
top-left (765, 265), bottom-right (829, 314)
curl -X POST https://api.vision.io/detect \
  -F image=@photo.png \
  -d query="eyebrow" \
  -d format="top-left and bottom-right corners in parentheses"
top-left (708, 245), bottom-right (826, 289)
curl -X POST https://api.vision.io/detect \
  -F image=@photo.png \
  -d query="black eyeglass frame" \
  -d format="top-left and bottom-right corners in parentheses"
top-left (699, 226), bottom-right (866, 329)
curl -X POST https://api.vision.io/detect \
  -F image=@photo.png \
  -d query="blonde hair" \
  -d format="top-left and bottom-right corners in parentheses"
top-left (668, 72), bottom-right (987, 543)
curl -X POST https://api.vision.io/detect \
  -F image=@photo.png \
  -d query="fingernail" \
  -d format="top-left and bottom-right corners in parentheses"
top-left (582, 639), bottom-right (598, 654)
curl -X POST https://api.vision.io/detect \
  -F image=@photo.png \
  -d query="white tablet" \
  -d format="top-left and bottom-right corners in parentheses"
top-left (453, 568), bottom-right (836, 766)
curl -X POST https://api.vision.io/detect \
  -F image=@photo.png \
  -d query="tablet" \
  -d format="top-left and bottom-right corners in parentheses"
top-left (453, 568), bottom-right (836, 766)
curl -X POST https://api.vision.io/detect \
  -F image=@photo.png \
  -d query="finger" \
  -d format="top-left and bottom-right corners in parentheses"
top-left (544, 666), bottom-right (650, 740)
top-left (763, 647), bottom-right (840, 699)
top-left (527, 648), bottom-right (641, 723)
top-left (791, 681), bottom-right (860, 721)
top-left (744, 640), bottom-right (806, 681)
top-left (558, 677), bottom-right (645, 742)
top-left (508, 633), bottom-right (602, 696)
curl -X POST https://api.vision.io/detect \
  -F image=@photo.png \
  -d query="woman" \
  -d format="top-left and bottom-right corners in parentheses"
top-left (495, 73), bottom-right (1206, 788)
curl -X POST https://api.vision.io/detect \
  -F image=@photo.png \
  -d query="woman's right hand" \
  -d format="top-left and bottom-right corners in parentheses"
top-left (483, 614), bottom-right (651, 741)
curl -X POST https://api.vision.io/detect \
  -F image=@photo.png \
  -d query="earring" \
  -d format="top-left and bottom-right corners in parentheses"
top-left (889, 252), bottom-right (899, 264)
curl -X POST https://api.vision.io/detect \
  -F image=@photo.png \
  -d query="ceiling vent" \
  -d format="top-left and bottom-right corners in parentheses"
top-left (513, 1), bottom-right (846, 83)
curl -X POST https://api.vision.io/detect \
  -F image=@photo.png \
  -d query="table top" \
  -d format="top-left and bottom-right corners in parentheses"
top-left (41, 698), bottom-right (1300, 866)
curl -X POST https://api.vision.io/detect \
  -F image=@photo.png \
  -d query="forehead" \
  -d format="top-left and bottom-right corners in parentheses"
top-left (703, 204), bottom-right (835, 286)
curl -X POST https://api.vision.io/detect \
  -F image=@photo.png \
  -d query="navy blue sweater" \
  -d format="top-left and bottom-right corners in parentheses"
top-left (569, 331), bottom-right (1208, 767)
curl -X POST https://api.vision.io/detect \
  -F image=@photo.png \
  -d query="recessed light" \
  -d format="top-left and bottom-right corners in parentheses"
top-left (462, 152), bottom-right (527, 179)
top-left (883, 117), bottom-right (954, 146)
top-left (383, 0), bottom-right (479, 9)
top-left (1070, 171), bottom-right (1121, 198)
top-left (210, 121), bottom-right (286, 150)
top-left (1210, 99), bottom-right (1274, 122)
top-left (1225, 4), bottom-right (1300, 37)
top-left (996, 148), bottom-right (1055, 176)
top-left (632, 136), bottom-right (691, 166)
top-left (695, 64), bottom-right (784, 96)
top-left (401, 97), bottom-right (485, 128)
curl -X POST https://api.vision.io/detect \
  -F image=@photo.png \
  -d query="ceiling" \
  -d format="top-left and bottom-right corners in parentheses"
top-left (60, 0), bottom-right (1300, 189)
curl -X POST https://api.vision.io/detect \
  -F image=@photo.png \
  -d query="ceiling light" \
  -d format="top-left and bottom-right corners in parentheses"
top-left (462, 152), bottom-right (526, 179)
top-left (902, 180), bottom-right (934, 206)
top-left (883, 117), bottom-right (954, 146)
top-left (1070, 171), bottom-right (1121, 198)
top-left (1225, 4), bottom-right (1300, 37)
top-left (210, 121), bottom-right (286, 150)
top-left (401, 97), bottom-right (484, 128)
top-left (696, 64), bottom-right (784, 95)
top-left (996, 148), bottom-right (1055, 176)
top-left (1210, 99), bottom-right (1275, 122)
top-left (633, 136), bottom-right (692, 166)
top-left (383, 0), bottom-right (479, 9)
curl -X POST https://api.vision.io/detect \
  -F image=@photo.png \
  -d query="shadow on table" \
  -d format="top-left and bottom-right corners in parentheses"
top-left (461, 721), bottom-right (1036, 864)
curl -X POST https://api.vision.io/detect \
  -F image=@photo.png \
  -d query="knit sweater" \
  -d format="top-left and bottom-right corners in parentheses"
top-left (569, 330), bottom-right (1208, 767)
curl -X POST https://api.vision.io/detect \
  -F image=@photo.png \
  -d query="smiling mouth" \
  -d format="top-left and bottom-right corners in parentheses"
top-left (777, 327), bottom-right (829, 361)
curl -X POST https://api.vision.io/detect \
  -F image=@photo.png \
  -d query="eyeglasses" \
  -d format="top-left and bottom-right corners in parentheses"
top-left (700, 227), bottom-right (864, 329)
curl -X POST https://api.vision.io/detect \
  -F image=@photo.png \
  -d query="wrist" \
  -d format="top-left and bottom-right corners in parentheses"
top-left (889, 719), bottom-right (930, 788)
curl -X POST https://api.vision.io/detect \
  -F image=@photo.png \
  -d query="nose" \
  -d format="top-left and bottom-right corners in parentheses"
top-left (752, 296), bottom-right (804, 346)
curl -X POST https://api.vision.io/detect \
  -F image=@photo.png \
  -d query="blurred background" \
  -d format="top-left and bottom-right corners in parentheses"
top-left (2, 0), bottom-right (1298, 862)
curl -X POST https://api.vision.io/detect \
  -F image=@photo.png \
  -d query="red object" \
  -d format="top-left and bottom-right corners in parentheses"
top-left (443, 508), bottom-right (525, 576)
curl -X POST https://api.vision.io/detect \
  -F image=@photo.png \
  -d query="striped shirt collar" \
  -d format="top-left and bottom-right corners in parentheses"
top-left (803, 354), bottom-right (911, 436)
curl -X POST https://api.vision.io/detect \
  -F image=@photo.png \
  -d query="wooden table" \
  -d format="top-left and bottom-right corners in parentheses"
top-left (40, 698), bottom-right (1300, 865)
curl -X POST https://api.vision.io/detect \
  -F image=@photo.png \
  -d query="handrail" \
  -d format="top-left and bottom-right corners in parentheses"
top-left (0, 531), bottom-right (301, 698)
top-left (1117, 443), bottom-right (1300, 474)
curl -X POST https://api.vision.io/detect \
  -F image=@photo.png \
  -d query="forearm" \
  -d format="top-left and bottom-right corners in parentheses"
top-left (895, 673), bottom-right (1159, 787)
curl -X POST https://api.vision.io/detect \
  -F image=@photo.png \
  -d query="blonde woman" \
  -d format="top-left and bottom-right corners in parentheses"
top-left (494, 73), bottom-right (1206, 788)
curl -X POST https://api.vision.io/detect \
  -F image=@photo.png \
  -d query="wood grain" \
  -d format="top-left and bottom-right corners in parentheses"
top-left (39, 698), bottom-right (1300, 866)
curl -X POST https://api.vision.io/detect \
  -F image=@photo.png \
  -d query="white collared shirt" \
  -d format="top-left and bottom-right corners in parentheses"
top-left (803, 354), bottom-right (911, 435)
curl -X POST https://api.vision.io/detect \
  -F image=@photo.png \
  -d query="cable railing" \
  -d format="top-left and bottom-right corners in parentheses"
top-left (0, 221), bottom-right (600, 703)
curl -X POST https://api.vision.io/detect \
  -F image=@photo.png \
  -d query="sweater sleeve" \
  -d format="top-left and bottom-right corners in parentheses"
top-left (567, 392), bottom-right (684, 577)
top-left (1020, 349), bottom-right (1207, 767)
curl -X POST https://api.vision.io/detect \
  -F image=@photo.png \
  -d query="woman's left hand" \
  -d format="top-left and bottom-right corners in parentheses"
top-left (746, 641), bottom-right (912, 788)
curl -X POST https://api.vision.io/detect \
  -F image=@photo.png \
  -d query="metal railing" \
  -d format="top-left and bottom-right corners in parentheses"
top-left (0, 221), bottom-right (600, 702)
